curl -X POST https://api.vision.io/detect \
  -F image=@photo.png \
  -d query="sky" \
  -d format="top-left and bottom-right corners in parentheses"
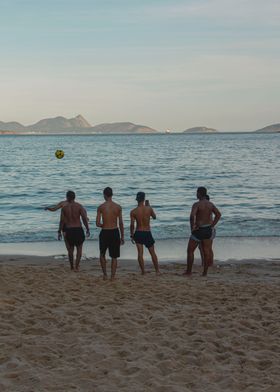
top-left (0, 0), bottom-right (279, 131)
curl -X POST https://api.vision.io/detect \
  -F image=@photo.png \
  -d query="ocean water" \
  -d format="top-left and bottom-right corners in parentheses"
top-left (0, 133), bottom-right (280, 244)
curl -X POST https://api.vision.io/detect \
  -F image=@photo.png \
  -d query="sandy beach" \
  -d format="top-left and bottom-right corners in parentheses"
top-left (1, 256), bottom-right (280, 392)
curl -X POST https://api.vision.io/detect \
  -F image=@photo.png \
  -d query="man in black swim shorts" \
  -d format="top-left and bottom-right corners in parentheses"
top-left (58, 191), bottom-right (90, 271)
top-left (96, 187), bottom-right (124, 280)
top-left (130, 192), bottom-right (160, 275)
top-left (184, 187), bottom-right (221, 276)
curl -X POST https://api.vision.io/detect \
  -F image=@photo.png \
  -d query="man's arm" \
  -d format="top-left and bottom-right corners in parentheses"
top-left (58, 209), bottom-right (64, 240)
top-left (81, 206), bottom-right (90, 236)
top-left (130, 210), bottom-right (136, 241)
top-left (45, 201), bottom-right (65, 212)
top-left (118, 207), bottom-right (124, 245)
top-left (211, 204), bottom-right (221, 227)
top-left (190, 203), bottom-right (198, 232)
top-left (150, 207), bottom-right (156, 220)
top-left (96, 206), bottom-right (103, 228)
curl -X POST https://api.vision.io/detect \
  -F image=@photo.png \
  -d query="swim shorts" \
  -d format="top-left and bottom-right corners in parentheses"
top-left (191, 225), bottom-right (212, 242)
top-left (133, 231), bottom-right (155, 249)
top-left (99, 228), bottom-right (120, 258)
top-left (65, 227), bottom-right (85, 246)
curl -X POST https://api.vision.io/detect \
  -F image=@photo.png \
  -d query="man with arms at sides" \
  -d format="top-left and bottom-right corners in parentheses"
top-left (130, 192), bottom-right (160, 275)
top-left (198, 194), bottom-right (216, 267)
top-left (58, 190), bottom-right (90, 271)
top-left (96, 187), bottom-right (124, 281)
top-left (184, 187), bottom-right (221, 276)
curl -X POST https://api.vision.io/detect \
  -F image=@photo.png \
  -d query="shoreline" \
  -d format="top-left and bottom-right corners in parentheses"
top-left (0, 236), bottom-right (279, 262)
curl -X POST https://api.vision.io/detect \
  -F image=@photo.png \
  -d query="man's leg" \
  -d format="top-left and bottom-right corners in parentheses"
top-left (68, 244), bottom-right (74, 270)
top-left (75, 244), bottom-right (83, 271)
top-left (100, 254), bottom-right (108, 280)
top-left (136, 243), bottom-right (145, 274)
top-left (201, 239), bottom-right (213, 276)
top-left (148, 245), bottom-right (160, 274)
top-left (198, 242), bottom-right (204, 266)
top-left (111, 258), bottom-right (118, 280)
top-left (184, 238), bottom-right (199, 275)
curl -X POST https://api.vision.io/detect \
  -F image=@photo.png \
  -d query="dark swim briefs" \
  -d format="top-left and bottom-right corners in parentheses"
top-left (99, 228), bottom-right (120, 258)
top-left (191, 225), bottom-right (212, 242)
top-left (65, 227), bottom-right (85, 246)
top-left (133, 231), bottom-right (155, 249)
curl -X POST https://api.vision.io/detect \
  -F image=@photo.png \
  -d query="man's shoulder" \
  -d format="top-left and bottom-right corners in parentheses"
top-left (112, 201), bottom-right (122, 210)
top-left (130, 207), bottom-right (138, 215)
top-left (97, 202), bottom-right (106, 210)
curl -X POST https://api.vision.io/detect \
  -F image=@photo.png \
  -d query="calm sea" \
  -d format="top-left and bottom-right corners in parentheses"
top-left (0, 133), bottom-right (279, 243)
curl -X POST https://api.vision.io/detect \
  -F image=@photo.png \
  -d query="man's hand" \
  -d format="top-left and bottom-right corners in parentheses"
top-left (86, 229), bottom-right (90, 238)
top-left (57, 231), bottom-right (62, 241)
top-left (120, 238), bottom-right (125, 245)
top-left (191, 225), bottom-right (198, 233)
top-left (130, 235), bottom-right (135, 244)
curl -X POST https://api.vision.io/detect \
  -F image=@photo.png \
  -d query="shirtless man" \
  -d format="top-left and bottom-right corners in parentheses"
top-left (58, 190), bottom-right (90, 271)
top-left (130, 192), bottom-right (160, 275)
top-left (185, 187), bottom-right (221, 276)
top-left (96, 187), bottom-right (124, 280)
top-left (45, 199), bottom-right (88, 252)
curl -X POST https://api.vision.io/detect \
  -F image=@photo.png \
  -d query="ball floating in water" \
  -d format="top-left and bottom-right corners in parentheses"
top-left (55, 149), bottom-right (64, 159)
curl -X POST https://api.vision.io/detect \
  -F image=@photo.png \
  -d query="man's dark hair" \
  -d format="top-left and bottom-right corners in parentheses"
top-left (66, 190), bottom-right (75, 201)
top-left (103, 187), bottom-right (113, 197)
top-left (197, 187), bottom-right (207, 197)
top-left (206, 194), bottom-right (210, 201)
top-left (136, 191), bottom-right (145, 202)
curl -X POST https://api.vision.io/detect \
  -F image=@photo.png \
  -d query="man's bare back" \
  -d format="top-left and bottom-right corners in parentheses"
top-left (191, 199), bottom-right (220, 230)
top-left (96, 200), bottom-right (122, 229)
top-left (62, 201), bottom-right (86, 228)
top-left (131, 205), bottom-right (156, 231)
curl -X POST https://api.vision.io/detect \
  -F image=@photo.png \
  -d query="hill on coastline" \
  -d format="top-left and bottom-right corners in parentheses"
top-left (254, 124), bottom-right (280, 133)
top-left (183, 126), bottom-right (218, 133)
top-left (0, 115), bottom-right (158, 134)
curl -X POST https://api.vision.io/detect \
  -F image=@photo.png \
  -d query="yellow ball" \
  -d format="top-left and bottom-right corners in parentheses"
top-left (55, 149), bottom-right (64, 159)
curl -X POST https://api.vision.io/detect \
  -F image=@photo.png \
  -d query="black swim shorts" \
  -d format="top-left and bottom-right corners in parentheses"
top-left (65, 227), bottom-right (85, 246)
top-left (133, 231), bottom-right (155, 249)
top-left (191, 225), bottom-right (212, 242)
top-left (99, 228), bottom-right (120, 258)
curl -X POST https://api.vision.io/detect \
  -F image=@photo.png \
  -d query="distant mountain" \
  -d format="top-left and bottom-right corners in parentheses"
top-left (0, 121), bottom-right (25, 132)
top-left (0, 116), bottom-right (158, 134)
top-left (90, 122), bottom-right (157, 134)
top-left (28, 114), bottom-right (92, 132)
top-left (255, 124), bottom-right (280, 133)
top-left (183, 126), bottom-right (218, 133)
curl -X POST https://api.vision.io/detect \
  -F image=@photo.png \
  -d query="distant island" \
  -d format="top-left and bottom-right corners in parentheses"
top-left (254, 124), bottom-right (280, 133)
top-left (1, 116), bottom-right (280, 134)
top-left (183, 126), bottom-right (218, 133)
top-left (0, 115), bottom-right (158, 135)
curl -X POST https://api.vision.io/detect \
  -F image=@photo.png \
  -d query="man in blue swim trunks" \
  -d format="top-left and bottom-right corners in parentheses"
top-left (184, 187), bottom-right (221, 276)
top-left (130, 192), bottom-right (160, 275)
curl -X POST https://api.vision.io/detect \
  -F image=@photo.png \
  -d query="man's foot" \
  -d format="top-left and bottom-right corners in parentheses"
top-left (156, 271), bottom-right (161, 276)
top-left (70, 262), bottom-right (74, 270)
top-left (103, 274), bottom-right (108, 281)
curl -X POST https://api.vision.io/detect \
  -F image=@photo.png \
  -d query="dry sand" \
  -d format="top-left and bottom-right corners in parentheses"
top-left (1, 255), bottom-right (280, 392)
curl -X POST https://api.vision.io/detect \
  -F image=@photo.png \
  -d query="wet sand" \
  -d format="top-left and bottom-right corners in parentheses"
top-left (1, 255), bottom-right (280, 392)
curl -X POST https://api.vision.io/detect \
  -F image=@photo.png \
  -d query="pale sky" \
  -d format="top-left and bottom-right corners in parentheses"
top-left (0, 0), bottom-right (279, 131)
